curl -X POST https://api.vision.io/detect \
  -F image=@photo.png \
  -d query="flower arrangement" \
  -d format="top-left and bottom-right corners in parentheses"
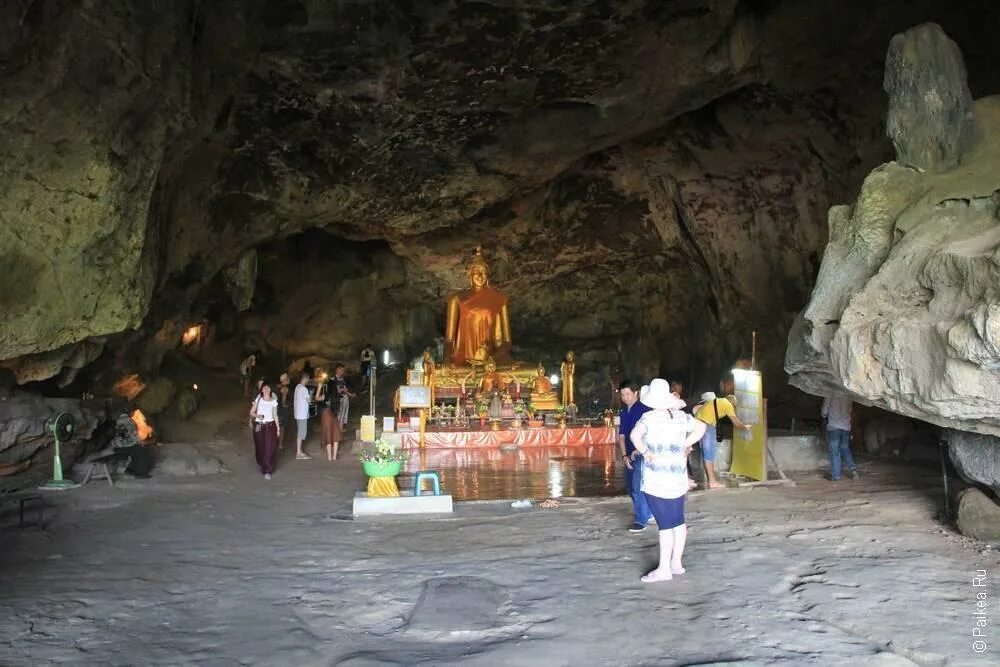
top-left (513, 400), bottom-right (525, 415)
top-left (476, 399), bottom-right (489, 417)
top-left (358, 439), bottom-right (407, 465)
top-left (554, 404), bottom-right (566, 417)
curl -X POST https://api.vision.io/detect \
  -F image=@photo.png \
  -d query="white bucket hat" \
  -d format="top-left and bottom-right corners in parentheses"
top-left (639, 384), bottom-right (650, 398)
top-left (641, 378), bottom-right (686, 410)
top-left (700, 391), bottom-right (717, 402)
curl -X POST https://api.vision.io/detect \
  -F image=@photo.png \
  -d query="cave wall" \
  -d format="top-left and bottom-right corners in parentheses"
top-left (5, 1), bottom-right (1000, 402)
top-left (0, 0), bottom-right (262, 384)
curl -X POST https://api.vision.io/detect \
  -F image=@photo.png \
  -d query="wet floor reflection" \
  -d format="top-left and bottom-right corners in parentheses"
top-left (402, 445), bottom-right (626, 501)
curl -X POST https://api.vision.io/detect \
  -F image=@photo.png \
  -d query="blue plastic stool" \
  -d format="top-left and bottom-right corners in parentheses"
top-left (413, 471), bottom-right (441, 496)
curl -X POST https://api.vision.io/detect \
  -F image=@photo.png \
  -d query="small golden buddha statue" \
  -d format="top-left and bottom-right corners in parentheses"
top-left (530, 363), bottom-right (559, 411)
top-left (560, 351), bottom-right (576, 407)
top-left (445, 247), bottom-right (512, 366)
top-left (476, 357), bottom-right (504, 395)
top-left (421, 348), bottom-right (435, 403)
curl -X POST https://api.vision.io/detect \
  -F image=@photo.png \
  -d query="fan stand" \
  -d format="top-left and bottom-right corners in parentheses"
top-left (40, 412), bottom-right (80, 491)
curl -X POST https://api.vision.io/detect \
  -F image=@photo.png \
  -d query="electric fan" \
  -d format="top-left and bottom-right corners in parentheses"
top-left (40, 412), bottom-right (79, 490)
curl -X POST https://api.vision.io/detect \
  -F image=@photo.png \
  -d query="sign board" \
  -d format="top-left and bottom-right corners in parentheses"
top-left (382, 417), bottom-right (395, 433)
top-left (398, 384), bottom-right (432, 409)
top-left (360, 415), bottom-right (376, 443)
top-left (729, 369), bottom-right (767, 481)
top-left (407, 369), bottom-right (425, 386)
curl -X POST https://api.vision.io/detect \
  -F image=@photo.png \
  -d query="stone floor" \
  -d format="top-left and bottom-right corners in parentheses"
top-left (0, 396), bottom-right (997, 665)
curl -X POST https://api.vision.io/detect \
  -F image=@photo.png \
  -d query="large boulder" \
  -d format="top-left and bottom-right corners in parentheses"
top-left (153, 443), bottom-right (228, 477)
top-left (956, 488), bottom-right (1000, 542)
top-left (0, 392), bottom-right (106, 470)
top-left (135, 377), bottom-right (177, 416)
top-left (168, 388), bottom-right (201, 421)
top-left (787, 24), bottom-right (1000, 436)
top-left (946, 430), bottom-right (1000, 495)
top-left (884, 23), bottom-right (975, 172)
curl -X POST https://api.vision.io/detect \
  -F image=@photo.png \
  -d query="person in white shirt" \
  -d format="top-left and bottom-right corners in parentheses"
top-left (630, 379), bottom-right (707, 584)
top-left (822, 394), bottom-right (858, 480)
top-left (249, 381), bottom-right (280, 479)
top-left (293, 372), bottom-right (313, 460)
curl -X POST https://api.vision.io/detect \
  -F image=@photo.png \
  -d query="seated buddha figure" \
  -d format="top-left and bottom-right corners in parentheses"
top-left (445, 247), bottom-right (512, 366)
top-left (476, 357), bottom-right (505, 397)
top-left (529, 363), bottom-right (560, 411)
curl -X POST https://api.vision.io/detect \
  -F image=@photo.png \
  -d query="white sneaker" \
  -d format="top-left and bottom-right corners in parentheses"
top-left (264, 473), bottom-right (272, 480)
top-left (296, 452), bottom-right (311, 460)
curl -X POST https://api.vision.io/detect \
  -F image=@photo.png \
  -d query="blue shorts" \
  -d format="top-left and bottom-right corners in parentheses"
top-left (644, 494), bottom-right (685, 529)
top-left (700, 424), bottom-right (718, 462)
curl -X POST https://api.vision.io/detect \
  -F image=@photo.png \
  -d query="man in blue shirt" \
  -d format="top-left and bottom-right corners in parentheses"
top-left (618, 379), bottom-right (652, 532)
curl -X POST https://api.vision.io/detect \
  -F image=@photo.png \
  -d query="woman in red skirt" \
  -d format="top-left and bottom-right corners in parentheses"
top-left (250, 381), bottom-right (281, 479)
top-left (314, 371), bottom-right (343, 461)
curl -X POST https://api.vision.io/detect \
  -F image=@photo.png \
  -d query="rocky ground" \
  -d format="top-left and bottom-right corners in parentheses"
top-left (1, 394), bottom-right (997, 666)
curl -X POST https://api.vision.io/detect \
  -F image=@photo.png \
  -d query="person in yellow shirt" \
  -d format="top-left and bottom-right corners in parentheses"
top-left (693, 391), bottom-right (751, 489)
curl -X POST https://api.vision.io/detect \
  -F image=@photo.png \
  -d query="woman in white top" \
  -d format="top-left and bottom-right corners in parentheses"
top-left (631, 378), bottom-right (707, 583)
top-left (250, 381), bottom-right (281, 479)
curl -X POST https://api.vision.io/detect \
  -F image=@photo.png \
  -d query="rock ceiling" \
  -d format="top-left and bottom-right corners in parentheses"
top-left (2, 0), bottom-right (1000, 399)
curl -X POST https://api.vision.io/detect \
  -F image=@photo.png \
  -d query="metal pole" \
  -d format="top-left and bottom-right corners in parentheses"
top-left (940, 439), bottom-right (951, 519)
top-left (369, 365), bottom-right (376, 416)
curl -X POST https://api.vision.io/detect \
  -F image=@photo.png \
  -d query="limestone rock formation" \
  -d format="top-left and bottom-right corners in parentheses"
top-left (153, 443), bottom-right (228, 477)
top-left (4, 2), bottom-right (1000, 398)
top-left (223, 249), bottom-right (259, 313)
top-left (0, 0), bottom-right (259, 378)
top-left (135, 377), bottom-right (177, 416)
top-left (787, 23), bottom-right (1000, 436)
top-left (884, 23), bottom-right (975, 172)
top-left (946, 430), bottom-right (1000, 496)
top-left (0, 393), bottom-right (106, 471)
top-left (956, 488), bottom-right (1000, 542)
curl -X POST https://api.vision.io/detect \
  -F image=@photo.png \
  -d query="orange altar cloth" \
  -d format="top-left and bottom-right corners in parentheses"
top-left (401, 425), bottom-right (616, 449)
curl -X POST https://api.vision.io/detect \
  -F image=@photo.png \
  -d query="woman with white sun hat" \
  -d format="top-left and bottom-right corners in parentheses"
top-left (630, 378), bottom-right (707, 583)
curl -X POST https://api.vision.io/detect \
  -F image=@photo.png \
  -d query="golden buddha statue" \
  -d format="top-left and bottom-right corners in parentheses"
top-left (445, 247), bottom-right (512, 366)
top-left (475, 357), bottom-right (506, 396)
top-left (560, 351), bottom-right (576, 406)
top-left (421, 348), bottom-right (435, 403)
top-left (530, 363), bottom-right (560, 411)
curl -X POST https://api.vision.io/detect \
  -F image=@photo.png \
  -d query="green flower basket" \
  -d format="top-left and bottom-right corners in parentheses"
top-left (363, 460), bottom-right (402, 478)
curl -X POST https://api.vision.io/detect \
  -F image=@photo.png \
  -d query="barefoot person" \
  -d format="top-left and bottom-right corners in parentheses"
top-left (630, 378), bottom-right (707, 584)
top-left (314, 370), bottom-right (343, 461)
top-left (250, 381), bottom-right (280, 479)
top-left (693, 391), bottom-right (751, 489)
top-left (293, 372), bottom-right (312, 460)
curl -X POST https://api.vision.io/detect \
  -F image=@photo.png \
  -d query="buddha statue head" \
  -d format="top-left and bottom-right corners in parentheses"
top-left (467, 246), bottom-right (490, 290)
top-left (536, 363), bottom-right (546, 377)
top-left (484, 356), bottom-right (497, 373)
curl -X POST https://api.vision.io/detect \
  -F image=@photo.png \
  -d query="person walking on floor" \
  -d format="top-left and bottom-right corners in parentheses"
top-left (822, 394), bottom-right (859, 480)
top-left (250, 381), bottom-right (280, 479)
top-left (331, 364), bottom-right (355, 427)
top-left (293, 371), bottom-right (312, 460)
top-left (630, 378), bottom-right (707, 583)
top-left (240, 353), bottom-right (256, 396)
top-left (313, 370), bottom-right (343, 461)
top-left (693, 391), bottom-right (751, 489)
top-left (618, 379), bottom-right (652, 533)
top-left (277, 373), bottom-right (291, 450)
